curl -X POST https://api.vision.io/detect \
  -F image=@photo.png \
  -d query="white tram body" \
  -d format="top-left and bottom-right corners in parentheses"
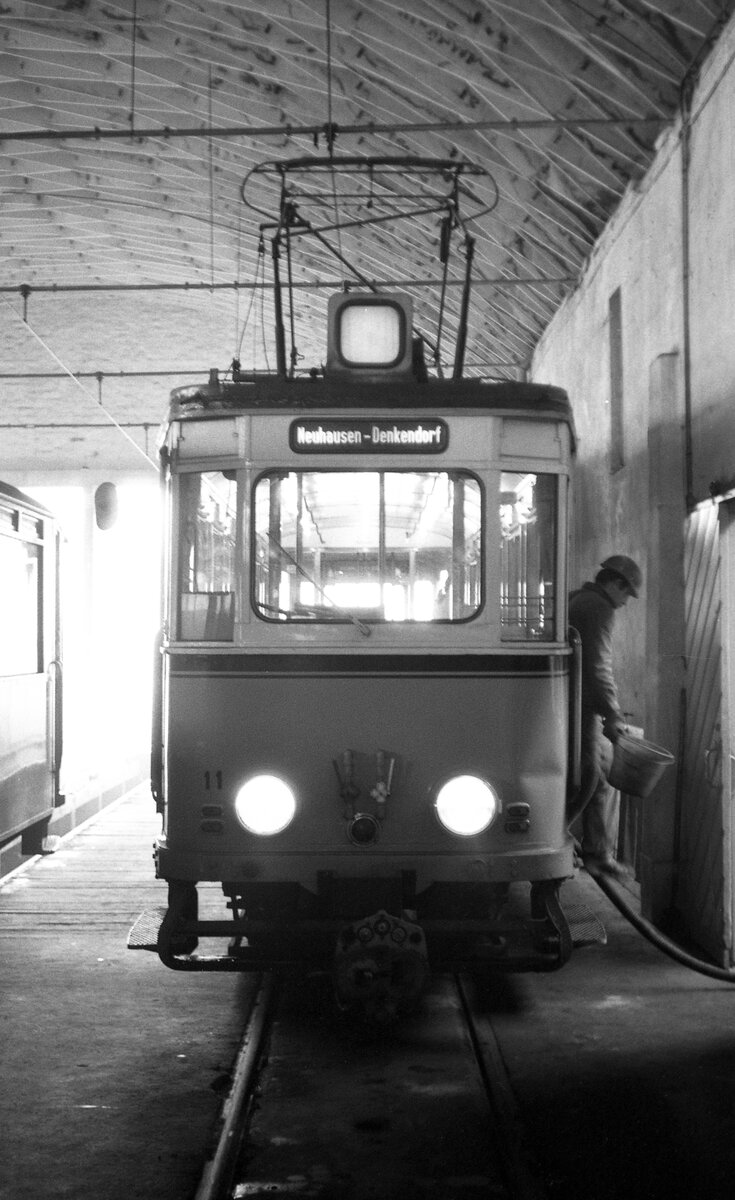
top-left (0, 483), bottom-right (63, 856)
top-left (141, 293), bottom-right (579, 1003)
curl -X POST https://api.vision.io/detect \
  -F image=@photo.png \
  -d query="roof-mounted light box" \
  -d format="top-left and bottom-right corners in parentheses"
top-left (326, 293), bottom-right (414, 380)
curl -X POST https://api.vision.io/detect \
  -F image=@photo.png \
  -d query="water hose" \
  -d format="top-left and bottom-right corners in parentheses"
top-left (592, 871), bottom-right (735, 984)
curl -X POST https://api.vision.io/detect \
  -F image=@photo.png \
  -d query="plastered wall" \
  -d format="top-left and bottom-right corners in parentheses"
top-left (530, 13), bottom-right (735, 939)
top-left (687, 30), bottom-right (735, 502)
top-left (531, 130), bottom-right (686, 734)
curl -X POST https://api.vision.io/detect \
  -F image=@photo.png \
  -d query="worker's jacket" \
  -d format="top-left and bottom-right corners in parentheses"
top-left (569, 582), bottom-right (622, 723)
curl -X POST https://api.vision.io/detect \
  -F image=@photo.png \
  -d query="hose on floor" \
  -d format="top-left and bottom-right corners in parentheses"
top-left (592, 871), bottom-right (735, 984)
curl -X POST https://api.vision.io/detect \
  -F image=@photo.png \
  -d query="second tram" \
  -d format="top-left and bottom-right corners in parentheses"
top-left (0, 482), bottom-right (63, 858)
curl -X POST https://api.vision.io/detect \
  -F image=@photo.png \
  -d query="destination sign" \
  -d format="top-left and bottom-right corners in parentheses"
top-left (290, 418), bottom-right (449, 454)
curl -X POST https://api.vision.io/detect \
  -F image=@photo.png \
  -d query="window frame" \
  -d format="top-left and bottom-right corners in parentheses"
top-left (173, 467), bottom-right (240, 643)
top-left (0, 511), bottom-right (45, 677)
top-left (498, 469), bottom-right (560, 645)
top-left (249, 466), bottom-right (485, 627)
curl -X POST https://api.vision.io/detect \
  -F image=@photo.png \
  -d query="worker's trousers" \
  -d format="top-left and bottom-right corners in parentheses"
top-left (567, 711), bottom-right (619, 860)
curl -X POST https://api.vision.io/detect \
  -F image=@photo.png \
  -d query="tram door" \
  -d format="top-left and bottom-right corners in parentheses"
top-left (679, 500), bottom-right (735, 967)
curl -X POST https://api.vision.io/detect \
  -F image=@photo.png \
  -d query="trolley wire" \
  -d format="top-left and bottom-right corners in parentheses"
top-left (2, 295), bottom-right (157, 470)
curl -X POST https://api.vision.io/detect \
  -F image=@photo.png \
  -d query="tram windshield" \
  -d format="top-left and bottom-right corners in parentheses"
top-left (174, 467), bottom-right (558, 640)
top-left (253, 471), bottom-right (482, 624)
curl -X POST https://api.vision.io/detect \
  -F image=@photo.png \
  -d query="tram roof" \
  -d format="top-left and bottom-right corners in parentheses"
top-left (0, 480), bottom-right (55, 520)
top-left (168, 376), bottom-right (573, 425)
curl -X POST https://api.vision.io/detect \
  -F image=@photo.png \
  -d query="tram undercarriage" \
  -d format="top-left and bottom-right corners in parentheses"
top-left (130, 873), bottom-right (573, 1008)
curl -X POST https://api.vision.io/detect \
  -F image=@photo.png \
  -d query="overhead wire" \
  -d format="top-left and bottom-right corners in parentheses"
top-left (235, 237), bottom-right (264, 364)
top-left (325, 0), bottom-right (344, 260)
top-left (258, 240), bottom-right (271, 373)
top-left (208, 66), bottom-right (216, 294)
top-left (233, 208), bottom-right (242, 358)
top-left (2, 295), bottom-right (157, 471)
top-left (128, 0), bottom-right (138, 135)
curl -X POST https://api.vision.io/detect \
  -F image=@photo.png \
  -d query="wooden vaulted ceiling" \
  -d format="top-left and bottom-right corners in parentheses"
top-left (1, 0), bottom-right (732, 471)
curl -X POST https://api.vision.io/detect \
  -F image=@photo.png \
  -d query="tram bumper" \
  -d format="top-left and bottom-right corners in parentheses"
top-left (128, 874), bottom-right (573, 976)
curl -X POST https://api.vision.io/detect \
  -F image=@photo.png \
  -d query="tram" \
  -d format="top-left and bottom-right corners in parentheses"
top-left (133, 288), bottom-right (580, 1010)
top-left (0, 482), bottom-right (63, 858)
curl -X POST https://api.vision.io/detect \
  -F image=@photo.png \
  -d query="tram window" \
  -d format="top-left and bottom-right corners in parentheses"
top-left (499, 472), bottom-right (557, 642)
top-left (177, 470), bottom-right (237, 641)
top-left (253, 471), bottom-right (482, 624)
top-left (0, 534), bottom-right (41, 674)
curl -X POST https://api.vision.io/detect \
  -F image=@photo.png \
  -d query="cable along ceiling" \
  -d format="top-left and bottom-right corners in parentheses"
top-left (1, 0), bottom-right (731, 384)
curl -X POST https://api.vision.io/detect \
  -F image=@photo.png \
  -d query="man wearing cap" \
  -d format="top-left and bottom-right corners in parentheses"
top-left (567, 555), bottom-right (642, 878)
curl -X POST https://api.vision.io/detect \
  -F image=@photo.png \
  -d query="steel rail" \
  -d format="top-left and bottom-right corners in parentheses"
top-left (456, 973), bottom-right (549, 1200)
top-left (193, 974), bottom-right (279, 1200)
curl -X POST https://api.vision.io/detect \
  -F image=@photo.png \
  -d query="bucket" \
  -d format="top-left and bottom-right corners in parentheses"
top-left (608, 731), bottom-right (675, 798)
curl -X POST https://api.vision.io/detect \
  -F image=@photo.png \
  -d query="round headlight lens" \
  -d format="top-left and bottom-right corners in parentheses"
top-left (234, 774), bottom-right (296, 836)
top-left (435, 774), bottom-right (498, 836)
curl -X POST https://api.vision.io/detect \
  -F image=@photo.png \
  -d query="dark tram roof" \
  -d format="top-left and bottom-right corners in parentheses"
top-left (0, 479), bottom-right (55, 519)
top-left (169, 375), bottom-right (572, 423)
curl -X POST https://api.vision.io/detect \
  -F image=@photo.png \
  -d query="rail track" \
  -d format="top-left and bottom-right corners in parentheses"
top-left (194, 972), bottom-right (548, 1200)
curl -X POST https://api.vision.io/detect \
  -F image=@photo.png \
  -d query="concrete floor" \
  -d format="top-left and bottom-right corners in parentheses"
top-left (0, 787), bottom-right (256, 1200)
top-left (1, 785), bottom-right (734, 1199)
top-left (486, 874), bottom-right (735, 1200)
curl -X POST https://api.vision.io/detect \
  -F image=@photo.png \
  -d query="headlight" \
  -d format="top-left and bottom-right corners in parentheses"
top-left (234, 774), bottom-right (296, 836)
top-left (434, 774), bottom-right (499, 836)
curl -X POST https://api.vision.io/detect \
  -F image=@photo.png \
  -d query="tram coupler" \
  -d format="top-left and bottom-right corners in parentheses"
top-left (334, 908), bottom-right (429, 1019)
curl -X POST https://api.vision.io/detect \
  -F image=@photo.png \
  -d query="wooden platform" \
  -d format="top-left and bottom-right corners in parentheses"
top-left (0, 782), bottom-right (257, 1200)
top-left (0, 785), bottom-right (164, 933)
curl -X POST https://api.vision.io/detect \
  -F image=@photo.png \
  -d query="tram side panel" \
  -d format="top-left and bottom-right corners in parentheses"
top-left (0, 677), bottom-right (52, 840)
top-left (0, 484), bottom-right (61, 851)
